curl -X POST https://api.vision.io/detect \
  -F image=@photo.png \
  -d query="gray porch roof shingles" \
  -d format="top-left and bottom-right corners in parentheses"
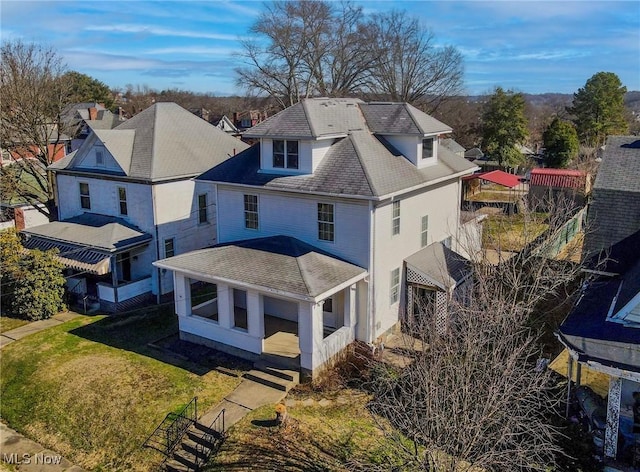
top-left (155, 235), bottom-right (367, 300)
top-left (405, 242), bottom-right (470, 291)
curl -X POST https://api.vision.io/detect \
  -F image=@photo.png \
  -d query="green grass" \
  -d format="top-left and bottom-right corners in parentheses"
top-left (483, 212), bottom-right (549, 252)
top-left (0, 308), bottom-right (243, 472)
top-left (467, 190), bottom-right (520, 203)
top-left (0, 315), bottom-right (30, 333)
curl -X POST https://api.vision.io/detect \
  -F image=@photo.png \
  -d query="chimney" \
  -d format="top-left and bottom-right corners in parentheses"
top-left (88, 107), bottom-right (98, 121)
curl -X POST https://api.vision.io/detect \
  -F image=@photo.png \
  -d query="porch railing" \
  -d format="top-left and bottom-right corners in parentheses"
top-left (143, 397), bottom-right (198, 457)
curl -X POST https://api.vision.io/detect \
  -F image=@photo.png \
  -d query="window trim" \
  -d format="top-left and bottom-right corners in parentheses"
top-left (392, 200), bottom-right (400, 236)
top-left (79, 182), bottom-right (91, 210)
top-left (272, 139), bottom-right (299, 170)
top-left (198, 193), bottom-right (208, 224)
top-left (422, 138), bottom-right (434, 159)
top-left (421, 215), bottom-right (429, 248)
top-left (243, 194), bottom-right (259, 230)
top-left (390, 268), bottom-right (400, 305)
top-left (317, 202), bottom-right (335, 242)
top-left (164, 238), bottom-right (175, 258)
top-left (118, 186), bottom-right (127, 216)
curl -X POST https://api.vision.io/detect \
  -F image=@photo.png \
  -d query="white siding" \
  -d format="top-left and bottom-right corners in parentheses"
top-left (217, 186), bottom-right (370, 267)
top-left (371, 179), bottom-right (461, 337)
top-left (381, 134), bottom-right (440, 169)
top-left (259, 138), bottom-right (332, 175)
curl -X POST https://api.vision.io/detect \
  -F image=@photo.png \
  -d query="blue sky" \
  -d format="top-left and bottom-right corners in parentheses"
top-left (1, 1), bottom-right (638, 96)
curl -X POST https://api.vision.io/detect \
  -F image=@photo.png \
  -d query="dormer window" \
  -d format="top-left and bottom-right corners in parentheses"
top-left (422, 138), bottom-right (434, 159)
top-left (273, 140), bottom-right (299, 169)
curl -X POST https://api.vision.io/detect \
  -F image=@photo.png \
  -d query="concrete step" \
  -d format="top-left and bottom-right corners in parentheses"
top-left (243, 368), bottom-right (296, 392)
top-left (253, 362), bottom-right (300, 383)
top-left (172, 449), bottom-right (198, 469)
top-left (259, 352), bottom-right (300, 370)
top-left (165, 459), bottom-right (190, 472)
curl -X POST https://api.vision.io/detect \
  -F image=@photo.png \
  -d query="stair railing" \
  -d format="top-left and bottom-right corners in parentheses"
top-left (143, 397), bottom-right (198, 458)
top-left (192, 409), bottom-right (226, 470)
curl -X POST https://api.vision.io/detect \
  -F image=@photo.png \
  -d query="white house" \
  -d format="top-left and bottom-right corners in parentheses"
top-left (154, 98), bottom-right (479, 378)
top-left (20, 102), bottom-right (248, 312)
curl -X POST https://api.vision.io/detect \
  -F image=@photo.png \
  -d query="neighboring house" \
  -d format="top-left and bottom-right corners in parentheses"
top-left (528, 168), bottom-right (591, 211)
top-left (584, 136), bottom-right (640, 257)
top-left (558, 230), bottom-right (640, 462)
top-left (213, 115), bottom-right (239, 135)
top-left (61, 102), bottom-right (126, 152)
top-left (154, 98), bottom-right (479, 378)
top-left (441, 138), bottom-right (465, 157)
top-left (464, 147), bottom-right (484, 161)
top-left (20, 102), bottom-right (248, 312)
top-left (233, 110), bottom-right (268, 131)
top-left (558, 137), bottom-right (640, 463)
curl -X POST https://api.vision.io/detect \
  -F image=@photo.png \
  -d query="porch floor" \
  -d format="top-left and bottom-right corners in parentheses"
top-left (263, 315), bottom-right (299, 359)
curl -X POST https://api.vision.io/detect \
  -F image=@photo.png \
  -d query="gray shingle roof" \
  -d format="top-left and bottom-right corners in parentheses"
top-left (52, 102), bottom-right (249, 182)
top-left (199, 131), bottom-right (476, 198)
top-left (22, 213), bottom-right (151, 251)
top-left (155, 235), bottom-right (367, 300)
top-left (594, 136), bottom-right (640, 193)
top-left (405, 242), bottom-right (470, 291)
top-left (360, 103), bottom-right (452, 135)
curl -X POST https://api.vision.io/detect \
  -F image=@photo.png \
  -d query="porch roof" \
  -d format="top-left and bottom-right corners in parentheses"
top-left (155, 235), bottom-right (367, 301)
top-left (21, 213), bottom-right (151, 275)
top-left (405, 242), bottom-right (470, 291)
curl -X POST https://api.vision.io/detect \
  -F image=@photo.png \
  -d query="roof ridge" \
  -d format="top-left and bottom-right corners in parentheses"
top-left (149, 104), bottom-right (159, 178)
top-left (301, 100), bottom-right (317, 138)
top-left (403, 103), bottom-right (423, 134)
top-left (346, 132), bottom-right (377, 196)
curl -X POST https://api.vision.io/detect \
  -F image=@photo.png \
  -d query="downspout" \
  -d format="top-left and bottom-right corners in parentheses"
top-left (368, 200), bottom-right (375, 343)
top-left (152, 184), bottom-right (161, 305)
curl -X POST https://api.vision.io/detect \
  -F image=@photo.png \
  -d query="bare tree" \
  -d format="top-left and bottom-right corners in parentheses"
top-left (235, 1), bottom-right (462, 110)
top-left (1, 40), bottom-right (73, 219)
top-left (365, 202), bottom-right (587, 471)
top-left (365, 11), bottom-right (464, 111)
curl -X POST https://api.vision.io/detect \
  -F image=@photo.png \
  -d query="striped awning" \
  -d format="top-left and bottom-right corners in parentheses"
top-left (22, 237), bottom-right (112, 275)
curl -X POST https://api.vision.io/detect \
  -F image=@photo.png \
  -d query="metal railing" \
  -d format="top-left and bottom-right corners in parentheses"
top-left (143, 397), bottom-right (198, 457)
top-left (192, 409), bottom-right (226, 471)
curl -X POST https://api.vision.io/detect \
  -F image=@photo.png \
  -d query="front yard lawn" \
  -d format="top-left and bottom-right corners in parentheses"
top-left (206, 390), bottom-right (402, 471)
top-left (0, 315), bottom-right (30, 333)
top-left (0, 306), bottom-right (244, 471)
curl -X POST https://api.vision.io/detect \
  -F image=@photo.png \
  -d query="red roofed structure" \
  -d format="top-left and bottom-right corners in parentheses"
top-left (530, 168), bottom-right (588, 189)
top-left (529, 168), bottom-right (591, 211)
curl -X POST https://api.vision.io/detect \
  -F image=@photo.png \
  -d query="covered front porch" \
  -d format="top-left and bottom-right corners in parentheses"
top-left (154, 236), bottom-right (368, 377)
top-left (20, 213), bottom-right (153, 312)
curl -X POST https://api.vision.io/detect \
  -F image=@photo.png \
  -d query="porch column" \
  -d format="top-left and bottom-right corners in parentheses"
top-left (217, 283), bottom-right (233, 329)
top-left (173, 274), bottom-right (191, 316)
top-left (247, 290), bottom-right (265, 343)
top-left (344, 284), bottom-right (356, 328)
top-left (604, 376), bottom-right (622, 459)
top-left (110, 256), bottom-right (119, 306)
top-left (299, 301), bottom-right (323, 373)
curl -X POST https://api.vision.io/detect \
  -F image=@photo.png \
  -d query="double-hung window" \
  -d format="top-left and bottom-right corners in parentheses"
top-left (164, 238), bottom-right (175, 258)
top-left (273, 140), bottom-right (299, 169)
top-left (318, 203), bottom-right (334, 242)
top-left (392, 201), bottom-right (401, 235)
top-left (421, 215), bottom-right (429, 247)
top-left (118, 187), bottom-right (128, 216)
top-left (79, 182), bottom-right (91, 209)
top-left (244, 194), bottom-right (258, 230)
top-left (198, 194), bottom-right (208, 224)
top-left (390, 268), bottom-right (400, 304)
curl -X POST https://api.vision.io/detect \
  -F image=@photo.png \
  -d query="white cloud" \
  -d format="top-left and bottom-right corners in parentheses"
top-left (84, 24), bottom-right (247, 41)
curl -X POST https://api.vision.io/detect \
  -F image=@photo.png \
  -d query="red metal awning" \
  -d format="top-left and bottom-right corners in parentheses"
top-left (463, 170), bottom-right (521, 188)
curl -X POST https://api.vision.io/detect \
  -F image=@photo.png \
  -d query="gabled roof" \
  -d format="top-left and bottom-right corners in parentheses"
top-left (154, 235), bottom-right (367, 301)
top-left (51, 102), bottom-right (249, 182)
top-left (530, 168), bottom-right (587, 189)
top-left (198, 133), bottom-right (477, 198)
top-left (595, 136), bottom-right (640, 193)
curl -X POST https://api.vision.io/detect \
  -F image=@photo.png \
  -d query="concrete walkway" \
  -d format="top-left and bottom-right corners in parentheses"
top-left (0, 423), bottom-right (86, 472)
top-left (1, 313), bottom-right (87, 471)
top-left (198, 377), bottom-right (287, 430)
top-left (0, 312), bottom-right (81, 349)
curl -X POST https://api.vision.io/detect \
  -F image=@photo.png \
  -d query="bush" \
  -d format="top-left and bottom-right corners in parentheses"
top-left (0, 229), bottom-right (65, 320)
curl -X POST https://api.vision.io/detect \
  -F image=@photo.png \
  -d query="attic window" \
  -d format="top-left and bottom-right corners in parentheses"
top-left (273, 140), bottom-right (299, 169)
top-left (96, 150), bottom-right (104, 165)
top-left (422, 138), bottom-right (434, 159)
